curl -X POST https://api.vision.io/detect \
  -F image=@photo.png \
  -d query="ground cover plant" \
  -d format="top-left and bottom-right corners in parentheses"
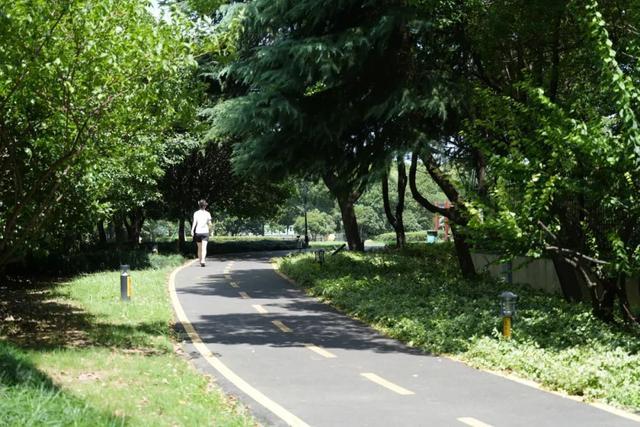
top-left (278, 244), bottom-right (640, 411)
top-left (0, 255), bottom-right (254, 426)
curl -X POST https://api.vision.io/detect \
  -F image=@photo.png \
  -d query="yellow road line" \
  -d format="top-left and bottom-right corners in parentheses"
top-left (252, 304), bottom-right (268, 314)
top-left (360, 373), bottom-right (414, 395)
top-left (168, 261), bottom-right (310, 427)
top-left (230, 281), bottom-right (239, 288)
top-left (457, 417), bottom-right (493, 427)
top-left (224, 274), bottom-right (231, 280)
top-left (272, 320), bottom-right (292, 333)
top-left (239, 291), bottom-right (250, 299)
top-left (305, 344), bottom-right (337, 359)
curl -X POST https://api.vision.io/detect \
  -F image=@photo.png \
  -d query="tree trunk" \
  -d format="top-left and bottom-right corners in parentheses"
top-left (395, 155), bottom-right (407, 248)
top-left (114, 217), bottom-right (127, 243)
top-left (450, 225), bottom-right (476, 279)
top-left (322, 172), bottom-right (365, 252)
top-left (337, 195), bottom-right (364, 251)
top-left (97, 221), bottom-right (107, 245)
top-left (382, 156), bottom-right (407, 249)
top-left (178, 217), bottom-right (186, 251)
top-left (409, 151), bottom-right (476, 278)
top-left (552, 256), bottom-right (584, 302)
top-left (123, 209), bottom-right (144, 245)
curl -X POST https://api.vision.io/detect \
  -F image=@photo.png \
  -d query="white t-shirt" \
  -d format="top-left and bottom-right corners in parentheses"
top-left (192, 209), bottom-right (212, 234)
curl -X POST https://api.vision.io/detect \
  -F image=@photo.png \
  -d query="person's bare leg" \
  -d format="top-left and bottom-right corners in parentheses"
top-left (197, 241), bottom-right (202, 263)
top-left (201, 238), bottom-right (208, 265)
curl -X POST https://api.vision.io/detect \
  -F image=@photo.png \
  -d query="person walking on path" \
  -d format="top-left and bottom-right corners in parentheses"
top-left (192, 199), bottom-right (213, 267)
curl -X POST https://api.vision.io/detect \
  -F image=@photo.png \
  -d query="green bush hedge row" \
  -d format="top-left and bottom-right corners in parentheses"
top-left (373, 231), bottom-right (429, 244)
top-left (9, 238), bottom-right (298, 277)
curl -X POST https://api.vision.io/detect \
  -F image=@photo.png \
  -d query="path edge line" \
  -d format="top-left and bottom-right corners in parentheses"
top-left (271, 259), bottom-right (640, 423)
top-left (168, 259), bottom-right (310, 427)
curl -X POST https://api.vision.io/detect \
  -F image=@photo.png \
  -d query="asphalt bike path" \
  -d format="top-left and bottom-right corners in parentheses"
top-left (171, 251), bottom-right (640, 427)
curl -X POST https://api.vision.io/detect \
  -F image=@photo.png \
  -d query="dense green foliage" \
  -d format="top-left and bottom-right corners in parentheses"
top-left (0, 0), bottom-right (197, 268)
top-left (458, 0), bottom-right (640, 320)
top-left (279, 246), bottom-right (640, 410)
top-left (204, 0), bottom-right (451, 250)
top-left (294, 209), bottom-right (336, 240)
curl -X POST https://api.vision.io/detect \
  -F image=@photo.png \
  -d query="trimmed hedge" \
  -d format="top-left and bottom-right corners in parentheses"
top-left (374, 231), bottom-right (429, 244)
top-left (9, 238), bottom-right (298, 277)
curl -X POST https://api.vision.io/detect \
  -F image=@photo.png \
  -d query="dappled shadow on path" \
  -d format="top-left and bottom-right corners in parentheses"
top-left (186, 309), bottom-right (424, 356)
top-left (176, 266), bottom-right (425, 356)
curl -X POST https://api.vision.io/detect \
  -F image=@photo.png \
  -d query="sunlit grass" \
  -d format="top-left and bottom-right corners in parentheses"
top-left (1, 255), bottom-right (254, 426)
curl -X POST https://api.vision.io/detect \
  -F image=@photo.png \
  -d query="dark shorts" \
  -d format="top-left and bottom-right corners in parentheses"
top-left (194, 233), bottom-right (209, 243)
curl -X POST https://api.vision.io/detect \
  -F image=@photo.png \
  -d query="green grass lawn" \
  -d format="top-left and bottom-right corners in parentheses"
top-left (0, 254), bottom-right (254, 426)
top-left (278, 244), bottom-right (640, 412)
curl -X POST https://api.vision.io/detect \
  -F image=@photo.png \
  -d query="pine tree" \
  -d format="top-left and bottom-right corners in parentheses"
top-left (206, 0), bottom-right (442, 250)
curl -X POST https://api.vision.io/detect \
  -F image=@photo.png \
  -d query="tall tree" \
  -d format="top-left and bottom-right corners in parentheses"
top-left (461, 0), bottom-right (640, 324)
top-left (205, 0), bottom-right (448, 251)
top-left (0, 0), bottom-right (196, 270)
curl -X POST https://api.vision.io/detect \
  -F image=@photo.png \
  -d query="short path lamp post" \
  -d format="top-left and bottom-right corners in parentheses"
top-left (120, 265), bottom-right (132, 301)
top-left (499, 291), bottom-right (518, 339)
top-left (314, 249), bottom-right (325, 265)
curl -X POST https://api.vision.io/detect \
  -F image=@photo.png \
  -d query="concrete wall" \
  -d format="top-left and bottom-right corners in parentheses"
top-left (471, 252), bottom-right (640, 308)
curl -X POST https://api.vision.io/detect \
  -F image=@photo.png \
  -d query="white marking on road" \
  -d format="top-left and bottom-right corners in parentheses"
top-left (273, 259), bottom-right (640, 424)
top-left (272, 320), bottom-right (292, 333)
top-left (239, 291), bottom-right (250, 299)
top-left (252, 304), bottom-right (268, 314)
top-left (168, 261), bottom-right (310, 427)
top-left (224, 262), bottom-right (234, 273)
top-left (360, 373), bottom-right (414, 395)
top-left (229, 281), bottom-right (239, 288)
top-left (457, 417), bottom-right (493, 427)
top-left (305, 344), bottom-right (337, 358)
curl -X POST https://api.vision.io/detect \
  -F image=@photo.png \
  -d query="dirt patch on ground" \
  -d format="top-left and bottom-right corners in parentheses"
top-left (0, 279), bottom-right (92, 349)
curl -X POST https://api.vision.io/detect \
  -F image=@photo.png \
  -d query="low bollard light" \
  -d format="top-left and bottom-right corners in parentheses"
top-left (499, 291), bottom-right (518, 338)
top-left (120, 265), bottom-right (132, 301)
top-left (314, 249), bottom-right (325, 265)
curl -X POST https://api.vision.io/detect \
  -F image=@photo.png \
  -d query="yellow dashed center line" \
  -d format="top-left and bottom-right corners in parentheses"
top-left (169, 261), bottom-right (310, 427)
top-left (272, 320), bottom-right (292, 333)
top-left (360, 373), bottom-right (414, 395)
top-left (224, 274), bottom-right (231, 280)
top-left (305, 344), bottom-right (337, 358)
top-left (229, 281), bottom-right (239, 288)
top-left (238, 291), bottom-right (250, 299)
top-left (252, 304), bottom-right (268, 314)
top-left (457, 417), bottom-right (494, 427)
